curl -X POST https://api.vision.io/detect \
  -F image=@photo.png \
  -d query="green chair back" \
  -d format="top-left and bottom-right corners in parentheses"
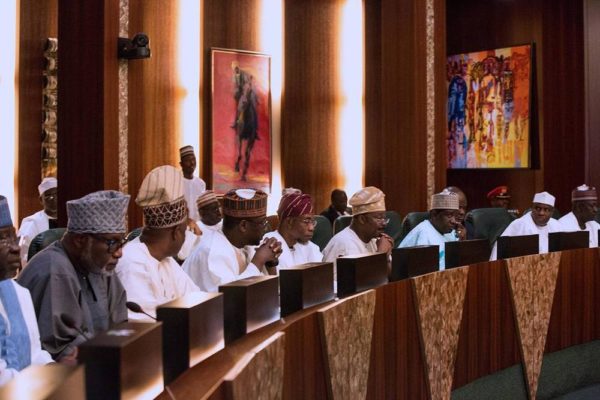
top-left (465, 207), bottom-right (514, 245)
top-left (311, 215), bottom-right (333, 251)
top-left (126, 227), bottom-right (143, 242)
top-left (384, 210), bottom-right (403, 247)
top-left (398, 212), bottom-right (429, 243)
top-left (333, 215), bottom-right (352, 234)
top-left (27, 228), bottom-right (66, 261)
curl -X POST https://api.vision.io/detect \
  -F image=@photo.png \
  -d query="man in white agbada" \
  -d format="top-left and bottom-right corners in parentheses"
top-left (18, 177), bottom-right (58, 265)
top-left (177, 190), bottom-right (223, 260)
top-left (322, 187), bottom-right (394, 269)
top-left (182, 189), bottom-right (282, 292)
top-left (247, 192), bottom-right (322, 272)
top-left (0, 196), bottom-right (52, 385)
top-left (398, 189), bottom-right (460, 270)
top-left (558, 184), bottom-right (600, 247)
top-left (490, 191), bottom-right (562, 260)
top-left (179, 146), bottom-right (206, 233)
top-left (116, 165), bottom-right (202, 321)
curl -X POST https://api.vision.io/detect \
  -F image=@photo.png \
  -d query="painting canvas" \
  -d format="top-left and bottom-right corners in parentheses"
top-left (211, 48), bottom-right (271, 193)
top-left (447, 44), bottom-right (532, 169)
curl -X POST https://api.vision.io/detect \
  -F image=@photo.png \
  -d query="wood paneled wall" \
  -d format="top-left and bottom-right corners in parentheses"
top-left (584, 0), bottom-right (600, 190)
top-left (365, 0), bottom-right (447, 216)
top-left (446, 0), bottom-right (584, 213)
top-left (282, 0), bottom-right (343, 213)
top-left (17, 0), bottom-right (57, 222)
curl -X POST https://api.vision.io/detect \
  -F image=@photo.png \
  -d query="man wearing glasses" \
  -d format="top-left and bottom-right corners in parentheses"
top-left (0, 196), bottom-right (52, 385)
top-left (247, 191), bottom-right (322, 273)
top-left (18, 177), bottom-right (58, 265)
top-left (183, 188), bottom-right (282, 292)
top-left (18, 190), bottom-right (129, 363)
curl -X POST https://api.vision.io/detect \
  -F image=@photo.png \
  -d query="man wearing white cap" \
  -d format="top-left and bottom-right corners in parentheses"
top-left (183, 188), bottom-right (282, 292)
top-left (179, 145), bottom-right (206, 230)
top-left (18, 191), bottom-right (130, 362)
top-left (399, 189), bottom-right (460, 270)
top-left (322, 187), bottom-right (394, 265)
top-left (558, 185), bottom-right (600, 247)
top-left (490, 191), bottom-right (562, 260)
top-left (0, 195), bottom-right (52, 385)
top-left (18, 177), bottom-right (58, 265)
top-left (116, 165), bottom-right (202, 321)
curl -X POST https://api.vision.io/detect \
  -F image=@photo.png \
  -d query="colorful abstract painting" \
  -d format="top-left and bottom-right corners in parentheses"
top-left (447, 44), bottom-right (532, 169)
top-left (211, 49), bottom-right (271, 193)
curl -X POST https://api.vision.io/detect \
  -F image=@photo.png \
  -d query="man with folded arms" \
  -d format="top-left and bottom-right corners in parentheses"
top-left (490, 191), bottom-right (562, 260)
top-left (559, 184), bottom-right (600, 247)
top-left (116, 165), bottom-right (201, 321)
top-left (183, 189), bottom-right (282, 292)
top-left (399, 189), bottom-right (460, 270)
top-left (18, 191), bottom-right (129, 362)
top-left (0, 196), bottom-right (52, 385)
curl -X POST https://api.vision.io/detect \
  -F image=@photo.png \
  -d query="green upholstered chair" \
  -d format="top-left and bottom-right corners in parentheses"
top-left (311, 215), bottom-right (333, 251)
top-left (398, 212), bottom-right (429, 244)
top-left (384, 210), bottom-right (403, 247)
top-left (465, 207), bottom-right (514, 245)
top-left (125, 227), bottom-right (143, 242)
top-left (333, 215), bottom-right (352, 234)
top-left (27, 227), bottom-right (67, 261)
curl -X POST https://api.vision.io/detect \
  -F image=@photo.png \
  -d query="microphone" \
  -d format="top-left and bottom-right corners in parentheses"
top-left (126, 301), bottom-right (157, 321)
top-left (60, 313), bottom-right (91, 340)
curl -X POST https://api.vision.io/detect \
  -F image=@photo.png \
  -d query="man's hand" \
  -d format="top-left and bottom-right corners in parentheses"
top-left (251, 237), bottom-right (283, 270)
top-left (187, 219), bottom-right (202, 236)
top-left (376, 233), bottom-right (394, 254)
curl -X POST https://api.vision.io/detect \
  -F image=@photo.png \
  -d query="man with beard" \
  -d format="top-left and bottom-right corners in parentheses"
top-left (18, 191), bottom-right (129, 362)
top-left (116, 166), bottom-right (201, 321)
top-left (0, 196), bottom-right (52, 385)
top-left (399, 189), bottom-right (460, 270)
top-left (18, 177), bottom-right (58, 265)
top-left (183, 189), bottom-right (282, 292)
top-left (558, 184), bottom-right (600, 247)
top-left (490, 191), bottom-right (562, 260)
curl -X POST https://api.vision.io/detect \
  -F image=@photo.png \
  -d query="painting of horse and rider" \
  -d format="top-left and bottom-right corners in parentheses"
top-left (211, 48), bottom-right (271, 193)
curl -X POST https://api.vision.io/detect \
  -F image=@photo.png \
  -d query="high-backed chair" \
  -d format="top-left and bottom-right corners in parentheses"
top-left (333, 215), bottom-right (352, 234)
top-left (465, 207), bottom-right (514, 245)
top-left (311, 215), bottom-right (333, 251)
top-left (384, 210), bottom-right (403, 247)
top-left (398, 212), bottom-right (429, 243)
top-left (27, 228), bottom-right (66, 261)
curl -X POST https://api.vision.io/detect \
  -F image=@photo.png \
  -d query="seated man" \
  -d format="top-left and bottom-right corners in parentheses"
top-left (18, 177), bottom-right (58, 265)
top-left (398, 189), bottom-right (460, 270)
top-left (490, 191), bottom-right (562, 260)
top-left (322, 186), bottom-right (393, 264)
top-left (182, 189), bottom-right (282, 292)
top-left (116, 165), bottom-right (202, 321)
top-left (558, 184), bottom-right (600, 247)
top-left (320, 189), bottom-right (351, 225)
top-left (18, 191), bottom-right (129, 362)
top-left (248, 192), bottom-right (322, 272)
top-left (0, 196), bottom-right (52, 385)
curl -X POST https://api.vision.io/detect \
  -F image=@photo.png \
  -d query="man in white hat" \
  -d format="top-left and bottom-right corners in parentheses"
top-left (490, 191), bottom-right (562, 260)
top-left (399, 189), bottom-right (460, 270)
top-left (182, 189), bottom-right (282, 292)
top-left (18, 177), bottom-right (58, 265)
top-left (0, 195), bottom-right (52, 385)
top-left (558, 184), bottom-right (600, 247)
top-left (18, 190), bottom-right (130, 362)
top-left (179, 145), bottom-right (206, 233)
top-left (322, 187), bottom-right (394, 265)
top-left (116, 165), bottom-right (202, 321)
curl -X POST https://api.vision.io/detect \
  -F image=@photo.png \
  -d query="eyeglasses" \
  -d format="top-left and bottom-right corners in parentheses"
top-left (0, 235), bottom-right (19, 247)
top-left (248, 218), bottom-right (269, 228)
top-left (370, 215), bottom-right (390, 224)
top-left (91, 234), bottom-right (127, 253)
top-left (299, 217), bottom-right (317, 226)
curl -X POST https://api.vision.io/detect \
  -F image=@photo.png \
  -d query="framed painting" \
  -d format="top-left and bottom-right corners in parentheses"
top-left (446, 43), bottom-right (533, 169)
top-left (211, 48), bottom-right (272, 193)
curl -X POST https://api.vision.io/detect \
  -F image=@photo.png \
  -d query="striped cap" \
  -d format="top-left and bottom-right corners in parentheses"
top-left (222, 189), bottom-right (267, 218)
top-left (136, 165), bottom-right (188, 228)
top-left (179, 145), bottom-right (195, 160)
top-left (572, 184), bottom-right (597, 202)
top-left (196, 190), bottom-right (219, 209)
top-left (277, 193), bottom-right (313, 220)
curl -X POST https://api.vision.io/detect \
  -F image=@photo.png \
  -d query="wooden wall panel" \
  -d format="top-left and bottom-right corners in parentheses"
top-left (446, 0), bottom-right (584, 213)
top-left (584, 0), bottom-right (600, 189)
top-left (282, 0), bottom-right (342, 213)
top-left (365, 0), bottom-right (447, 216)
top-left (17, 0), bottom-right (58, 222)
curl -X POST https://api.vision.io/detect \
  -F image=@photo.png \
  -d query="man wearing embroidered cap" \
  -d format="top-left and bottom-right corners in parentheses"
top-left (179, 145), bottom-right (206, 233)
top-left (0, 196), bottom-right (52, 385)
top-left (399, 189), bottom-right (460, 270)
top-left (490, 191), bottom-right (562, 260)
top-left (183, 188), bottom-right (282, 292)
top-left (18, 190), bottom-right (129, 362)
top-left (558, 184), bottom-right (600, 247)
top-left (18, 177), bottom-right (58, 265)
top-left (116, 165), bottom-right (201, 321)
top-left (247, 192), bottom-right (322, 272)
top-left (322, 187), bottom-right (394, 267)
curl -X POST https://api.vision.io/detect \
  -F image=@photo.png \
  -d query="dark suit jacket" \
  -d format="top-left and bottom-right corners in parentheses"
top-left (320, 205), bottom-right (351, 225)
